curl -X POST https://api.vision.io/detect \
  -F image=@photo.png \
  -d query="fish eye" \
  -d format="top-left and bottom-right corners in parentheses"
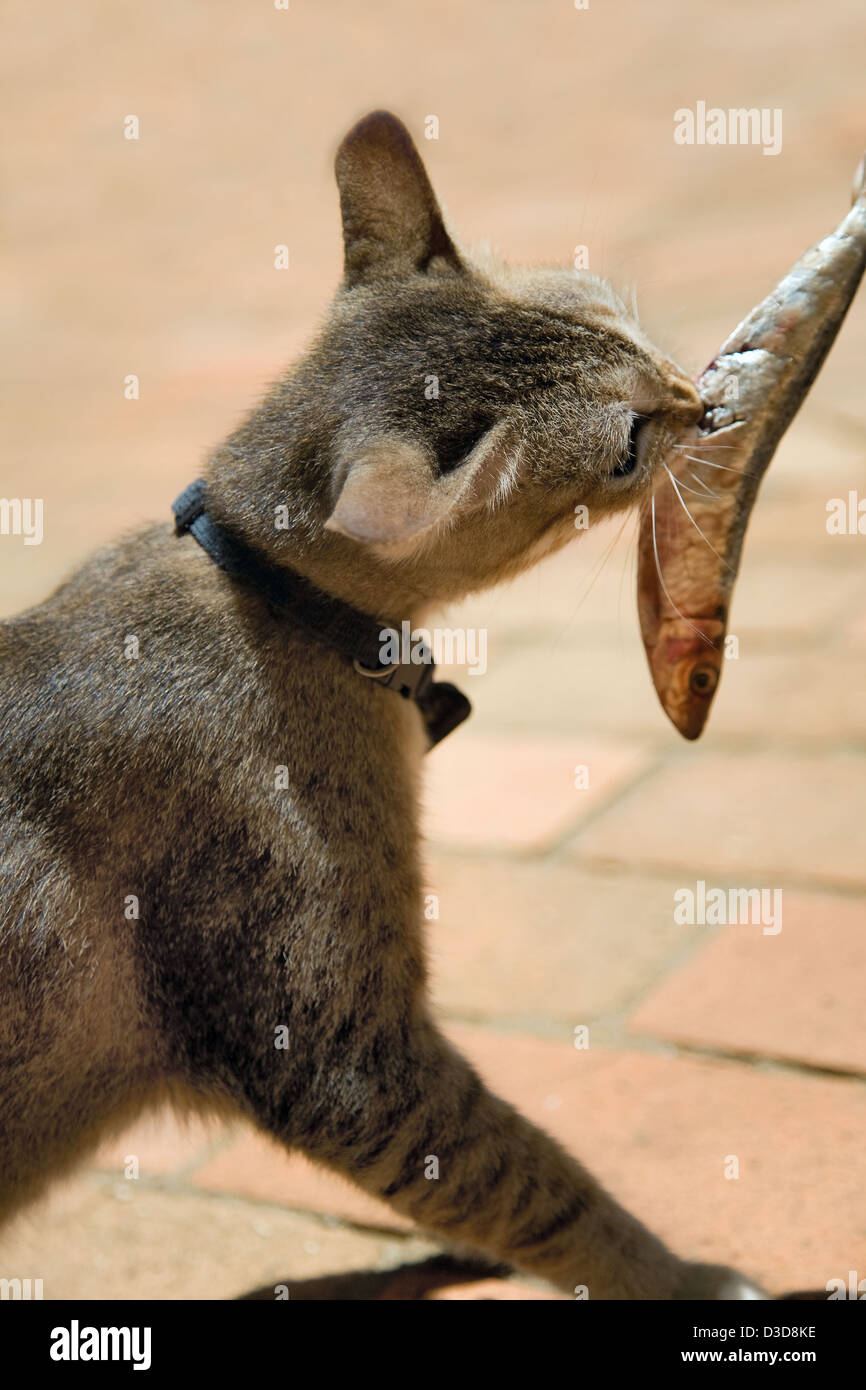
top-left (689, 664), bottom-right (718, 696)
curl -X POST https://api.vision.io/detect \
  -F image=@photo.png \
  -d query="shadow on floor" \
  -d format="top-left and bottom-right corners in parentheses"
top-left (238, 1253), bottom-right (511, 1300)
top-left (238, 1252), bottom-right (829, 1301)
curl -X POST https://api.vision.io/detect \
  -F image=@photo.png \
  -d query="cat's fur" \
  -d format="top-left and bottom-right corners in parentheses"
top-left (0, 111), bottom-right (765, 1299)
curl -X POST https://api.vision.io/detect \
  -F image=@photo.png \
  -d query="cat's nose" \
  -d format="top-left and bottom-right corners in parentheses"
top-left (664, 370), bottom-right (704, 425)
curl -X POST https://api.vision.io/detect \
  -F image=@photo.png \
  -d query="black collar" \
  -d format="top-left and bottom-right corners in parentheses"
top-left (172, 479), bottom-right (471, 750)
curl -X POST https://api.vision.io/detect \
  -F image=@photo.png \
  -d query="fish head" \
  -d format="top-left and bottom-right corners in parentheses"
top-left (640, 615), bottom-right (726, 740)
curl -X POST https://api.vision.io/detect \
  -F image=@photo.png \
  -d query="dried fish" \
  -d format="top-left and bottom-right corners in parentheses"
top-left (638, 157), bottom-right (866, 739)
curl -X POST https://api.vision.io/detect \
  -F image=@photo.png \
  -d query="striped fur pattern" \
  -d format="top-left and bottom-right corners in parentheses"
top-left (0, 112), bottom-right (764, 1299)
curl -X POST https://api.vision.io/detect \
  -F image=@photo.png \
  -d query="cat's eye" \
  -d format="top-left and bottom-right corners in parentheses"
top-left (613, 413), bottom-right (650, 477)
top-left (435, 412), bottom-right (496, 473)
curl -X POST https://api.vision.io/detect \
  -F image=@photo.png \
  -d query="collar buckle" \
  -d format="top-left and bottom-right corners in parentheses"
top-left (353, 645), bottom-right (435, 702)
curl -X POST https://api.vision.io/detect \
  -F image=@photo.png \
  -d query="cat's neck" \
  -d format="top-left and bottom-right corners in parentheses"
top-left (205, 404), bottom-right (435, 626)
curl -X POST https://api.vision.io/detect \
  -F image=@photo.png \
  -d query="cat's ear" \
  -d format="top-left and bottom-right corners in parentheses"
top-left (324, 439), bottom-right (457, 547)
top-left (324, 425), bottom-right (514, 550)
top-left (335, 111), bottom-right (464, 286)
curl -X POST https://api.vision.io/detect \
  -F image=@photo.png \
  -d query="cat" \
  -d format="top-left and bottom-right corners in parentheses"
top-left (0, 110), bottom-right (767, 1300)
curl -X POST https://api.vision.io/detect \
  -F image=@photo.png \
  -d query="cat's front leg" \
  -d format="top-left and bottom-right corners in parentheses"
top-left (266, 1022), bottom-right (767, 1301)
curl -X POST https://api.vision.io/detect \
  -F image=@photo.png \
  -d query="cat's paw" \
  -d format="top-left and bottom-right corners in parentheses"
top-left (673, 1261), bottom-right (769, 1301)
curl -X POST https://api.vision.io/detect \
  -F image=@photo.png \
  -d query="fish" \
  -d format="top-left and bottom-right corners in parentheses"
top-left (638, 155), bottom-right (866, 739)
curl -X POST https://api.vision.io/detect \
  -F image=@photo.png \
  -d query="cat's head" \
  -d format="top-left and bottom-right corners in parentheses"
top-left (218, 111), bottom-right (701, 611)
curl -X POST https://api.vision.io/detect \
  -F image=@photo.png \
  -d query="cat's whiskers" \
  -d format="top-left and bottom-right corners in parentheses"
top-left (677, 452), bottom-right (756, 479)
top-left (617, 507), bottom-right (641, 625)
top-left (672, 440), bottom-right (739, 452)
top-left (649, 493), bottom-right (714, 643)
top-left (670, 471), bottom-right (719, 500)
top-left (662, 464), bottom-right (734, 571)
top-left (569, 510), bottom-right (633, 622)
top-left (687, 471), bottom-right (719, 499)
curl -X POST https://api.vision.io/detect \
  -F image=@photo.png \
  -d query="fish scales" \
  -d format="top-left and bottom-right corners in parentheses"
top-left (638, 157), bottom-right (866, 739)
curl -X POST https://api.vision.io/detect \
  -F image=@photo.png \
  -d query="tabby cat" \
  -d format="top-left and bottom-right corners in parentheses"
top-left (0, 111), bottom-right (766, 1299)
